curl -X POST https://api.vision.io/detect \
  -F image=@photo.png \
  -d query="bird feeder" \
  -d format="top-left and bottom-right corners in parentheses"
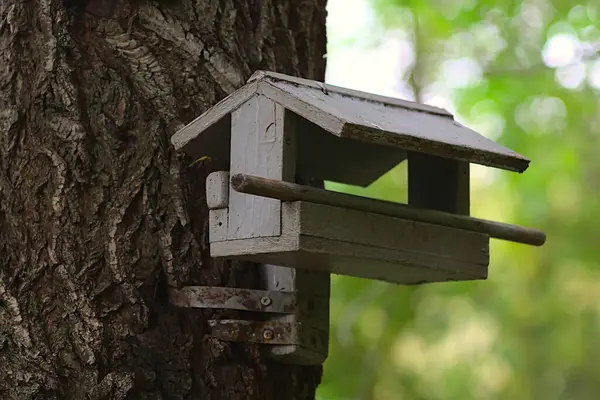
top-left (169, 71), bottom-right (546, 365)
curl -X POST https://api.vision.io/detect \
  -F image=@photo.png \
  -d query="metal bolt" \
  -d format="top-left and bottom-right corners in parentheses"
top-left (263, 329), bottom-right (274, 340)
top-left (260, 296), bottom-right (272, 306)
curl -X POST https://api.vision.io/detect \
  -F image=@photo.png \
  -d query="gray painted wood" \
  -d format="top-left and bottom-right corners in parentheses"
top-left (206, 171), bottom-right (230, 209)
top-left (227, 96), bottom-right (289, 239)
top-left (408, 152), bottom-right (470, 215)
top-left (172, 70), bottom-right (530, 174)
top-left (285, 201), bottom-right (487, 263)
top-left (209, 209), bottom-right (228, 242)
top-left (211, 229), bottom-right (300, 252)
top-left (211, 200), bottom-right (489, 285)
top-left (211, 238), bottom-right (487, 284)
top-left (171, 81), bottom-right (258, 153)
top-left (296, 236), bottom-right (486, 280)
top-left (258, 176), bottom-right (330, 364)
top-left (259, 264), bottom-right (330, 364)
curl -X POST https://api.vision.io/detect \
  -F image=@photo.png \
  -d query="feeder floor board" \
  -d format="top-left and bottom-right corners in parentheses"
top-left (210, 201), bottom-right (489, 285)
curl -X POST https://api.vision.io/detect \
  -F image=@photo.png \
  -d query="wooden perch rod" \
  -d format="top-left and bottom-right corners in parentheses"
top-left (230, 173), bottom-right (547, 247)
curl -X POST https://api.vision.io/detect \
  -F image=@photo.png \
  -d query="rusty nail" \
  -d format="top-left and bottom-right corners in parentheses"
top-left (263, 329), bottom-right (274, 340)
top-left (260, 296), bottom-right (272, 306)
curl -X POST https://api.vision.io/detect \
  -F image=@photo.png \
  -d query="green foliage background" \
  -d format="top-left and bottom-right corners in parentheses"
top-left (318, 1), bottom-right (600, 399)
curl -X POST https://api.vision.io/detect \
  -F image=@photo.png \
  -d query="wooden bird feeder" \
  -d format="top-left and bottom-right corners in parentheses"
top-left (169, 71), bottom-right (546, 365)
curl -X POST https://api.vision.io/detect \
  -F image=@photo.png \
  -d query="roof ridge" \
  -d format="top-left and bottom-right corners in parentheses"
top-left (249, 70), bottom-right (453, 118)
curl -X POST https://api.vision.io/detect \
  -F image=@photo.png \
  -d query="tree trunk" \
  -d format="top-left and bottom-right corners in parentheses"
top-left (0, 1), bottom-right (326, 398)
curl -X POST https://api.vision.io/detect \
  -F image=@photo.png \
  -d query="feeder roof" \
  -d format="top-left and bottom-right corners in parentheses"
top-left (172, 70), bottom-right (530, 174)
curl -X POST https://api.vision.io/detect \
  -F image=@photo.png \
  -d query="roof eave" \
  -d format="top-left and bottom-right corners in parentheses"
top-left (341, 123), bottom-right (531, 173)
top-left (171, 80), bottom-right (259, 152)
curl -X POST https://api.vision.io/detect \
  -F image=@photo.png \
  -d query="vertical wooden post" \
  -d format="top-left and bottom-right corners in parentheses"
top-left (258, 110), bottom-right (330, 364)
top-left (228, 95), bottom-right (292, 239)
top-left (408, 151), bottom-right (470, 215)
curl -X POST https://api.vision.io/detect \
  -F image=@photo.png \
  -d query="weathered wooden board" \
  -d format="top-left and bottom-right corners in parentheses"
top-left (210, 241), bottom-right (487, 285)
top-left (257, 75), bottom-right (529, 173)
top-left (227, 96), bottom-right (290, 239)
top-left (172, 70), bottom-right (530, 175)
top-left (171, 80), bottom-right (258, 153)
top-left (248, 70), bottom-right (452, 117)
top-left (284, 201), bottom-right (487, 263)
top-left (206, 171), bottom-right (230, 209)
top-left (297, 236), bottom-right (486, 282)
top-left (210, 201), bottom-right (489, 284)
top-left (211, 234), bottom-right (300, 254)
top-left (259, 263), bottom-right (330, 364)
top-left (256, 186), bottom-right (330, 366)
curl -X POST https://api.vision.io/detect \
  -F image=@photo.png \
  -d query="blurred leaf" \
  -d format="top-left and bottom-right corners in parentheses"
top-left (320, 0), bottom-right (600, 399)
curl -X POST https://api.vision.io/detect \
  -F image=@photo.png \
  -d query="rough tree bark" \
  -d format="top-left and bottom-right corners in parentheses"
top-left (0, 0), bottom-right (327, 399)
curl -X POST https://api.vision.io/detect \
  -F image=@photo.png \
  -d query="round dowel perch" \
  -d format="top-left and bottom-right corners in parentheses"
top-left (230, 173), bottom-right (547, 247)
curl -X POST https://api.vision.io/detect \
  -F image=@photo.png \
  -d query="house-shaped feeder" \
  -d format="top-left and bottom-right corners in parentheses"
top-left (169, 71), bottom-right (546, 365)
top-left (172, 70), bottom-right (545, 286)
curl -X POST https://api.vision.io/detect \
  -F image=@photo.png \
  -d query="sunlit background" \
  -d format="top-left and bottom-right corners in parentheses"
top-left (319, 0), bottom-right (600, 399)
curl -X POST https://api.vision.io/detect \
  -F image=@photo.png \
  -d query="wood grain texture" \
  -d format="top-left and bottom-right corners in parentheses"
top-left (267, 82), bottom-right (529, 172)
top-left (211, 235), bottom-right (301, 256)
top-left (173, 69), bottom-right (530, 174)
top-left (0, 1), bottom-right (327, 399)
top-left (296, 236), bottom-right (486, 282)
top-left (287, 202), bottom-right (487, 263)
top-left (248, 70), bottom-right (452, 116)
top-left (171, 81), bottom-right (258, 153)
top-left (260, 72), bottom-right (529, 172)
top-left (211, 201), bottom-right (489, 284)
top-left (231, 174), bottom-right (547, 246)
top-left (210, 238), bottom-right (487, 284)
top-left (228, 96), bottom-right (287, 239)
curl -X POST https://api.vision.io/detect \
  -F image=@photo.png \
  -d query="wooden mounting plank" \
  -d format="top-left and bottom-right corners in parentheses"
top-left (284, 201), bottom-right (486, 263)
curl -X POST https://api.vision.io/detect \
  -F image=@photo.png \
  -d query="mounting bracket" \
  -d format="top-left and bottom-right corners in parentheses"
top-left (170, 279), bottom-right (329, 365)
top-left (169, 171), bottom-right (330, 365)
top-left (173, 170), bottom-right (330, 365)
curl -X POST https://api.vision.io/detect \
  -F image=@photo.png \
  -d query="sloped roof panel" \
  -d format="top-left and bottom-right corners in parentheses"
top-left (172, 70), bottom-right (530, 173)
top-left (257, 72), bottom-right (529, 172)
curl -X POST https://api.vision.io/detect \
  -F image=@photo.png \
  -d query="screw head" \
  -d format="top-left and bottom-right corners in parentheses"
top-left (260, 296), bottom-right (272, 306)
top-left (263, 329), bottom-right (274, 340)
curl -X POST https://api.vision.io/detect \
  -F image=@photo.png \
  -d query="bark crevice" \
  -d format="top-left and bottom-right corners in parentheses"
top-left (0, 1), bottom-right (327, 398)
